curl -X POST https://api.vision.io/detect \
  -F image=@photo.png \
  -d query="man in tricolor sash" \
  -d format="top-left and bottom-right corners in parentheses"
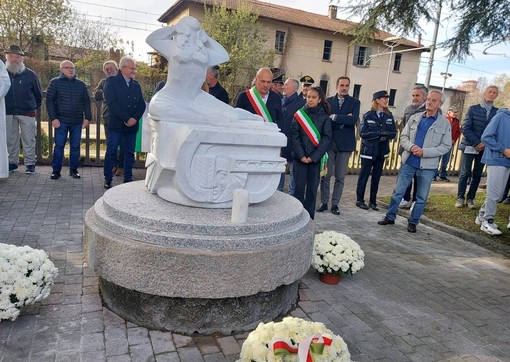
top-left (235, 68), bottom-right (283, 126)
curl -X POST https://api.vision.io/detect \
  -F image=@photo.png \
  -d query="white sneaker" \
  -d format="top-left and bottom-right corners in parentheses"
top-left (475, 216), bottom-right (483, 225)
top-left (399, 200), bottom-right (411, 209)
top-left (480, 221), bottom-right (502, 236)
top-left (507, 221), bottom-right (510, 230)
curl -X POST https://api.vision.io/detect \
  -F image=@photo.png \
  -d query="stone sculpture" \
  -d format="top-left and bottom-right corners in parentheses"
top-left (145, 16), bottom-right (286, 208)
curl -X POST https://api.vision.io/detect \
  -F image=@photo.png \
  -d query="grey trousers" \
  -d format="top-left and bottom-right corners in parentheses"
top-left (6, 115), bottom-right (36, 166)
top-left (319, 145), bottom-right (351, 206)
top-left (478, 165), bottom-right (510, 221)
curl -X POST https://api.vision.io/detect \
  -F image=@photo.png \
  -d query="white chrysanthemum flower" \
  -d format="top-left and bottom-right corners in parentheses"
top-left (311, 231), bottom-right (365, 276)
top-left (0, 243), bottom-right (58, 321)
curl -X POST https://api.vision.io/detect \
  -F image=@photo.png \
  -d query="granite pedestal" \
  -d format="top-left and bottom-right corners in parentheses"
top-left (84, 181), bottom-right (314, 334)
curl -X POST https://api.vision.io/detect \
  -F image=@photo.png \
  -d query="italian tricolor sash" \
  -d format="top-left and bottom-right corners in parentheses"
top-left (294, 108), bottom-right (328, 176)
top-left (247, 87), bottom-right (273, 123)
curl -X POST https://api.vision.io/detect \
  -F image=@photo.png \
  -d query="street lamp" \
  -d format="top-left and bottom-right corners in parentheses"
top-left (383, 36), bottom-right (403, 90)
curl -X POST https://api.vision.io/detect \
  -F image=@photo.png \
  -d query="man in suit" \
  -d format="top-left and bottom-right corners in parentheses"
top-left (103, 56), bottom-right (146, 189)
top-left (235, 67), bottom-right (283, 125)
top-left (206, 65), bottom-right (229, 104)
top-left (278, 78), bottom-right (305, 194)
top-left (317, 76), bottom-right (360, 215)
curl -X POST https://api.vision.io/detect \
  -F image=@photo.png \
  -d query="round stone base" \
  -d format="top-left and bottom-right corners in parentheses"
top-left (100, 278), bottom-right (299, 335)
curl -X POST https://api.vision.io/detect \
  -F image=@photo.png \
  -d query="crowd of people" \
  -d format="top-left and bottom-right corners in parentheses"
top-left (0, 44), bottom-right (509, 236)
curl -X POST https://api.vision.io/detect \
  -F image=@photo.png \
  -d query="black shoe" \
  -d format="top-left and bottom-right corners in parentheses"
top-left (439, 176), bottom-right (450, 182)
top-left (369, 203), bottom-right (379, 211)
top-left (378, 216), bottom-right (395, 225)
top-left (356, 201), bottom-right (369, 210)
top-left (104, 181), bottom-right (112, 189)
top-left (50, 171), bottom-right (61, 180)
top-left (331, 205), bottom-right (340, 215)
top-left (432, 176), bottom-right (438, 181)
top-left (316, 203), bottom-right (328, 212)
top-left (123, 179), bottom-right (133, 183)
top-left (69, 169), bottom-right (80, 179)
top-left (407, 223), bottom-right (417, 233)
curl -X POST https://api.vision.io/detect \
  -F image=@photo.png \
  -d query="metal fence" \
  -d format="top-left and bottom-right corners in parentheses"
top-left (33, 96), bottom-right (462, 175)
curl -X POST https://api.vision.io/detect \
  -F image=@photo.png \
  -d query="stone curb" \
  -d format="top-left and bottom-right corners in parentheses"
top-left (379, 201), bottom-right (510, 258)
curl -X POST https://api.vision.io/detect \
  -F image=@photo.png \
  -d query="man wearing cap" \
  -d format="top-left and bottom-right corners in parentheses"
top-left (4, 45), bottom-right (42, 174)
top-left (378, 90), bottom-right (451, 233)
top-left (235, 67), bottom-right (283, 125)
top-left (271, 74), bottom-right (284, 96)
top-left (299, 75), bottom-right (314, 101)
top-left (46, 60), bottom-right (91, 180)
top-left (435, 106), bottom-right (461, 182)
top-left (206, 65), bottom-right (229, 104)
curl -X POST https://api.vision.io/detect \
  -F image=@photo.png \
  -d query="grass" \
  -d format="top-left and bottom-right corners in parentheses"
top-left (380, 193), bottom-right (510, 247)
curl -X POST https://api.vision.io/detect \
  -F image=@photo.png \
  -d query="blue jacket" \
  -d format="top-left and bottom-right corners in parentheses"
top-left (46, 74), bottom-right (91, 125)
top-left (104, 71), bottom-right (146, 133)
top-left (291, 104), bottom-right (332, 163)
top-left (481, 108), bottom-right (510, 167)
top-left (235, 89), bottom-right (283, 126)
top-left (281, 92), bottom-right (305, 161)
top-left (326, 94), bottom-right (360, 152)
top-left (460, 103), bottom-right (498, 150)
top-left (359, 110), bottom-right (397, 160)
top-left (5, 67), bottom-right (42, 115)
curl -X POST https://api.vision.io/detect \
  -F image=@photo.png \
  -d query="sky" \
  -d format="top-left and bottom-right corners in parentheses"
top-left (71, 0), bottom-right (510, 89)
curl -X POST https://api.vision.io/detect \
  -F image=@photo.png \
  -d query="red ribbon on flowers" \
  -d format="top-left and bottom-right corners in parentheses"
top-left (272, 334), bottom-right (333, 362)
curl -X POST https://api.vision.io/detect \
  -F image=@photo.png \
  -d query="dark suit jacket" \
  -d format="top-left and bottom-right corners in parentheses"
top-left (235, 89), bottom-right (283, 126)
top-left (281, 93), bottom-right (305, 160)
top-left (326, 94), bottom-right (360, 152)
top-left (104, 71), bottom-right (146, 134)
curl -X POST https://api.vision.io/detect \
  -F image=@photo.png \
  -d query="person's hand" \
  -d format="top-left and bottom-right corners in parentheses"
top-left (51, 119), bottom-right (60, 129)
top-left (475, 143), bottom-right (485, 152)
top-left (82, 119), bottom-right (90, 129)
top-left (503, 149), bottom-right (510, 158)
top-left (300, 156), bottom-right (312, 164)
top-left (411, 145), bottom-right (423, 157)
top-left (124, 118), bottom-right (137, 127)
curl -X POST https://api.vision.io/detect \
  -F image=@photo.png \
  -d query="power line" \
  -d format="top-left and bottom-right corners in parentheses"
top-left (70, 0), bottom-right (162, 17)
top-left (78, 12), bottom-right (161, 30)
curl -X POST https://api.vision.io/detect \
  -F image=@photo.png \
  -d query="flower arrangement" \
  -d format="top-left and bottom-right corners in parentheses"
top-left (0, 243), bottom-right (58, 321)
top-left (237, 316), bottom-right (351, 362)
top-left (312, 231), bottom-right (365, 275)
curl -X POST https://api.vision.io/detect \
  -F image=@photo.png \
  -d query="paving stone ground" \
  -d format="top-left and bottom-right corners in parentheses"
top-left (1, 166), bottom-right (509, 362)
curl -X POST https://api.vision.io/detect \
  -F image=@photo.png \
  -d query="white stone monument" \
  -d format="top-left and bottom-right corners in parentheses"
top-left (84, 16), bottom-right (314, 335)
top-left (145, 16), bottom-right (286, 208)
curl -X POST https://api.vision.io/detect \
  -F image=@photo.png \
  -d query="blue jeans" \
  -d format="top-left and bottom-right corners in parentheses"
top-left (436, 149), bottom-right (451, 178)
top-left (52, 122), bottom-right (82, 171)
top-left (386, 163), bottom-right (436, 225)
top-left (104, 131), bottom-right (136, 182)
top-left (457, 151), bottom-right (484, 201)
top-left (278, 161), bottom-right (294, 195)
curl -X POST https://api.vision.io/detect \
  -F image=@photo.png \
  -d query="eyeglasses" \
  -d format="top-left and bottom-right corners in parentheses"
top-left (62, 67), bottom-right (75, 70)
top-left (123, 66), bottom-right (137, 71)
top-left (303, 84), bottom-right (312, 87)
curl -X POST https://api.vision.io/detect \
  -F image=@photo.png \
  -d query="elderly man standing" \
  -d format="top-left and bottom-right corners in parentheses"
top-left (103, 56), bottom-right (146, 189)
top-left (94, 60), bottom-right (124, 176)
top-left (4, 45), bottom-right (42, 174)
top-left (398, 85), bottom-right (428, 209)
top-left (317, 76), bottom-right (360, 215)
top-left (455, 85), bottom-right (499, 209)
top-left (235, 67), bottom-right (283, 125)
top-left (278, 78), bottom-right (305, 194)
top-left (47, 60), bottom-right (91, 180)
top-left (378, 90), bottom-right (451, 233)
top-left (0, 59), bottom-right (11, 178)
top-left (206, 65), bottom-right (229, 104)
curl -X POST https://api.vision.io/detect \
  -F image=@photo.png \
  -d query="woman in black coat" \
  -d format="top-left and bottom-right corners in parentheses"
top-left (291, 86), bottom-right (332, 219)
top-left (356, 90), bottom-right (397, 210)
